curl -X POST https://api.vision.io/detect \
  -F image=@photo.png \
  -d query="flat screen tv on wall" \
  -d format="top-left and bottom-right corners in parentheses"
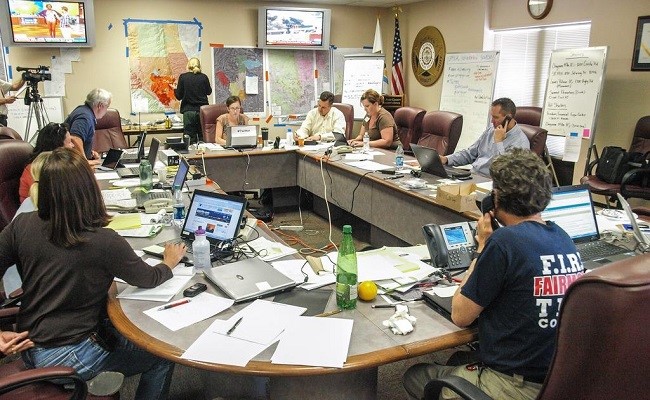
top-left (258, 6), bottom-right (331, 50)
top-left (0, 0), bottom-right (96, 47)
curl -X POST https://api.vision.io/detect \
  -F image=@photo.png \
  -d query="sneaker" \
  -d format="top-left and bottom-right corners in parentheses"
top-left (87, 371), bottom-right (124, 396)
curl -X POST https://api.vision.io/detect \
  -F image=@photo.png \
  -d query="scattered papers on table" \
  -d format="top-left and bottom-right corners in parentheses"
top-left (95, 171), bottom-right (119, 180)
top-left (117, 275), bottom-right (192, 302)
top-left (344, 160), bottom-right (393, 171)
top-left (246, 237), bottom-right (298, 261)
top-left (143, 292), bottom-right (234, 331)
top-left (426, 284), bottom-right (458, 298)
top-left (110, 178), bottom-right (141, 188)
top-left (271, 316), bottom-right (353, 368)
top-left (116, 225), bottom-right (162, 238)
top-left (271, 259), bottom-right (335, 290)
top-left (344, 153), bottom-right (373, 162)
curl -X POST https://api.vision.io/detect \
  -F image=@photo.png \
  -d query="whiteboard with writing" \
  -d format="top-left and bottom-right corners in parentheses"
top-left (341, 55), bottom-right (385, 119)
top-left (541, 46), bottom-right (608, 139)
top-left (439, 51), bottom-right (499, 151)
top-left (7, 97), bottom-right (64, 140)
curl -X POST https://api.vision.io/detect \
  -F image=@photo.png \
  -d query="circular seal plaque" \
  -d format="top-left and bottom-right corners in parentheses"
top-left (411, 26), bottom-right (446, 87)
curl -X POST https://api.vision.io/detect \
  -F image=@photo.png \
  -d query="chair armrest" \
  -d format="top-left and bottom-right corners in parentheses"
top-left (0, 366), bottom-right (87, 399)
top-left (423, 375), bottom-right (493, 400)
top-left (621, 167), bottom-right (650, 198)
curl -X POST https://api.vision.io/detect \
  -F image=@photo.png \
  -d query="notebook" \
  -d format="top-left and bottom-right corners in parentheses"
top-left (616, 193), bottom-right (650, 250)
top-left (133, 157), bottom-right (190, 207)
top-left (204, 257), bottom-right (296, 303)
top-left (541, 185), bottom-right (636, 269)
top-left (410, 144), bottom-right (471, 179)
top-left (226, 125), bottom-right (258, 149)
top-left (117, 137), bottom-right (160, 178)
top-left (120, 131), bottom-right (147, 164)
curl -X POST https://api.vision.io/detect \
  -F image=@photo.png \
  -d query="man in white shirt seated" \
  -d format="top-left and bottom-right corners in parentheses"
top-left (294, 91), bottom-right (346, 142)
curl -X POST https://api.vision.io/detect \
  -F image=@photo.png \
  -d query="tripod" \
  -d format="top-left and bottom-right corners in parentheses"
top-left (24, 84), bottom-right (49, 144)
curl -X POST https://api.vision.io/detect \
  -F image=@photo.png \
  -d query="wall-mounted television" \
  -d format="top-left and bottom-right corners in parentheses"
top-left (0, 0), bottom-right (96, 47)
top-left (258, 6), bottom-right (331, 50)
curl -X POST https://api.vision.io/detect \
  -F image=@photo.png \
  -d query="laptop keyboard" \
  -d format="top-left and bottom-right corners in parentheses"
top-left (578, 241), bottom-right (629, 260)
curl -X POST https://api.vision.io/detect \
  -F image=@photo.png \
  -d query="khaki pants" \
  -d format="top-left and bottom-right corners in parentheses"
top-left (404, 363), bottom-right (543, 400)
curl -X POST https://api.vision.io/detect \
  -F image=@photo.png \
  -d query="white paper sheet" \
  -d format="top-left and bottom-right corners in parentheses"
top-left (427, 284), bottom-right (458, 298)
top-left (271, 259), bottom-right (335, 290)
top-left (143, 293), bottom-right (234, 331)
top-left (246, 237), bottom-right (298, 261)
top-left (271, 316), bottom-right (353, 368)
top-left (344, 160), bottom-right (394, 171)
top-left (95, 172), bottom-right (120, 181)
top-left (117, 275), bottom-right (192, 302)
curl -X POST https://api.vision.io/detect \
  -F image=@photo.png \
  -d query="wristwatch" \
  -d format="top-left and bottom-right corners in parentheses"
top-left (470, 251), bottom-right (481, 261)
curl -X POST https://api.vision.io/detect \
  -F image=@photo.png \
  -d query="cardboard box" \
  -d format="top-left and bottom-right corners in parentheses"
top-left (436, 183), bottom-right (490, 213)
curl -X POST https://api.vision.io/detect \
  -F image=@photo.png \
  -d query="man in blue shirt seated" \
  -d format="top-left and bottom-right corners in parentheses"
top-left (404, 148), bottom-right (584, 400)
top-left (64, 88), bottom-right (112, 165)
top-left (440, 98), bottom-right (529, 177)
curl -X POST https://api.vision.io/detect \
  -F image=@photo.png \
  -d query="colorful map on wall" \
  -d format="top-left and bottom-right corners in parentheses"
top-left (125, 19), bottom-right (202, 113)
top-left (212, 47), bottom-right (264, 115)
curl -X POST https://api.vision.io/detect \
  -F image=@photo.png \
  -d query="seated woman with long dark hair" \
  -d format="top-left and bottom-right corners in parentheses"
top-left (0, 148), bottom-right (186, 398)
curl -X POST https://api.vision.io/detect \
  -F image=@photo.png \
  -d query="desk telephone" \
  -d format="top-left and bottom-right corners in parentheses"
top-left (422, 221), bottom-right (478, 270)
top-left (143, 198), bottom-right (174, 214)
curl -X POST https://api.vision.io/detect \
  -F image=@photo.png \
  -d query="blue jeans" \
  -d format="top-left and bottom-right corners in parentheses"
top-left (22, 320), bottom-right (174, 399)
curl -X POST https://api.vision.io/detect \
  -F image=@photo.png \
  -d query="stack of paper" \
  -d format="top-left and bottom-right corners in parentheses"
top-left (144, 293), bottom-right (234, 331)
top-left (246, 237), bottom-right (298, 261)
top-left (117, 275), bottom-right (192, 302)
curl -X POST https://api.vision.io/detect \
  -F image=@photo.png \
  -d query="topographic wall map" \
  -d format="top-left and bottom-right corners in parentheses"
top-left (212, 47), bottom-right (264, 114)
top-left (126, 19), bottom-right (202, 113)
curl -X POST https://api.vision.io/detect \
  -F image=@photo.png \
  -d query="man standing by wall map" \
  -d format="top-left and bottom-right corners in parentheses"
top-left (404, 149), bottom-right (584, 400)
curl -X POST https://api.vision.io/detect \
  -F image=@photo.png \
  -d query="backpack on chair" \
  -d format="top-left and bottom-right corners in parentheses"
top-left (596, 146), bottom-right (631, 184)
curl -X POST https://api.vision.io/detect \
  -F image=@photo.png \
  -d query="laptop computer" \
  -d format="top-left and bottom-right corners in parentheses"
top-left (616, 193), bottom-right (650, 251)
top-left (117, 137), bottom-right (160, 178)
top-left (120, 131), bottom-right (147, 164)
top-left (226, 125), bottom-right (258, 149)
top-left (332, 132), bottom-right (349, 147)
top-left (204, 257), bottom-right (296, 303)
top-left (98, 148), bottom-right (124, 170)
top-left (411, 144), bottom-right (472, 180)
top-left (541, 185), bottom-right (636, 269)
top-left (134, 157), bottom-right (190, 207)
top-left (422, 289), bottom-right (454, 321)
top-left (153, 190), bottom-right (248, 261)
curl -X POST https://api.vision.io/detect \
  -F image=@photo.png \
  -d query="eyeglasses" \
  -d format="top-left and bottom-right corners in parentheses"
top-left (229, 107), bottom-right (242, 111)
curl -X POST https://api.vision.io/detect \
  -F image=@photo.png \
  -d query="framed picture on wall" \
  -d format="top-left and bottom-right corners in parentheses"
top-left (631, 15), bottom-right (650, 71)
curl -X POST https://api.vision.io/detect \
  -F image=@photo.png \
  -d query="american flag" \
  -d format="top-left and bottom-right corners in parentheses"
top-left (391, 16), bottom-right (404, 95)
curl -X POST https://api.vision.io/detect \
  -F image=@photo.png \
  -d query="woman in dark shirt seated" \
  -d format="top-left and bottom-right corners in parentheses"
top-left (349, 88), bottom-right (401, 150)
top-left (0, 148), bottom-right (186, 398)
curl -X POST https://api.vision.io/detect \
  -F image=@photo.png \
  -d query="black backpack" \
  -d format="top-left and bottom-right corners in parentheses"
top-left (596, 146), bottom-right (631, 184)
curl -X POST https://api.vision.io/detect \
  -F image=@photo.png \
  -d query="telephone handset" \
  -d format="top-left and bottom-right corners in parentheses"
top-left (334, 145), bottom-right (354, 154)
top-left (143, 198), bottom-right (174, 214)
top-left (422, 222), bottom-right (478, 270)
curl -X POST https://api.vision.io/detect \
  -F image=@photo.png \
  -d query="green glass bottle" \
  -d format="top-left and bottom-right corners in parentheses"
top-left (336, 225), bottom-right (358, 310)
top-left (139, 159), bottom-right (153, 190)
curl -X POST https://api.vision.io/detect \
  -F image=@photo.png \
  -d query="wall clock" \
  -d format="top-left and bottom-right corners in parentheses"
top-left (411, 26), bottom-right (446, 87)
top-left (528, 0), bottom-right (553, 20)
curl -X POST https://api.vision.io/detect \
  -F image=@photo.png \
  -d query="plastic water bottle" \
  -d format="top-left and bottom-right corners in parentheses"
top-left (336, 225), bottom-right (358, 310)
top-left (172, 183), bottom-right (185, 225)
top-left (192, 226), bottom-right (211, 273)
top-left (286, 128), bottom-right (294, 146)
top-left (139, 159), bottom-right (153, 190)
top-left (363, 132), bottom-right (370, 153)
top-left (395, 144), bottom-right (404, 168)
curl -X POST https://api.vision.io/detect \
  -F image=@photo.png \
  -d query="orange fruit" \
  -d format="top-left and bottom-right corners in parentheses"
top-left (358, 281), bottom-right (378, 301)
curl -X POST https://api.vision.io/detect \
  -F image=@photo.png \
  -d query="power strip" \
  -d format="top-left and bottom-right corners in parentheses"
top-left (278, 225), bottom-right (304, 231)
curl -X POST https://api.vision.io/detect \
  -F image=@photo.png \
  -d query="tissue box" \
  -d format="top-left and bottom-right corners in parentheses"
top-left (436, 183), bottom-right (489, 213)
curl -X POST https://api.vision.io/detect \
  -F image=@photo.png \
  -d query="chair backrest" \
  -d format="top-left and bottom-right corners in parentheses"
top-left (629, 115), bottom-right (650, 154)
top-left (538, 253), bottom-right (650, 399)
top-left (417, 111), bottom-right (463, 155)
top-left (394, 106), bottom-right (425, 151)
top-left (92, 109), bottom-right (128, 153)
top-left (0, 126), bottom-right (23, 141)
top-left (199, 104), bottom-right (228, 143)
top-left (0, 140), bottom-right (33, 231)
top-left (515, 106), bottom-right (542, 126)
top-left (519, 123), bottom-right (548, 157)
top-left (332, 103), bottom-right (354, 139)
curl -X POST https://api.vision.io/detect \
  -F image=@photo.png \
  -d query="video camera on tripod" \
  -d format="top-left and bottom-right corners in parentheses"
top-left (16, 65), bottom-right (52, 83)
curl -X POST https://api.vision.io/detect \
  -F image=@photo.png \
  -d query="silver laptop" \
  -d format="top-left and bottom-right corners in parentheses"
top-left (616, 193), bottom-right (650, 251)
top-left (120, 131), bottom-right (147, 164)
top-left (204, 257), bottom-right (296, 303)
top-left (411, 144), bottom-right (471, 179)
top-left (117, 137), bottom-right (160, 178)
top-left (226, 125), bottom-right (258, 149)
top-left (541, 185), bottom-right (636, 269)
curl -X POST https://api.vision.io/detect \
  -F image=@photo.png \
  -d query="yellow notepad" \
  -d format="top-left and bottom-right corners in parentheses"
top-left (107, 213), bottom-right (142, 231)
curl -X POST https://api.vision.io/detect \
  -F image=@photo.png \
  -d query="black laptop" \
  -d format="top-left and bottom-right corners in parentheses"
top-left (117, 137), bottom-right (160, 178)
top-left (411, 144), bottom-right (471, 179)
top-left (422, 289), bottom-right (454, 321)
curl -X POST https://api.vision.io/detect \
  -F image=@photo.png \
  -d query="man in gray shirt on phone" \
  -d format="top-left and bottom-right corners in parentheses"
top-left (440, 98), bottom-right (529, 177)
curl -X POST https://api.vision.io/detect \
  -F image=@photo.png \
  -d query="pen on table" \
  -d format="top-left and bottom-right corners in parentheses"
top-left (226, 316), bottom-right (243, 335)
top-left (371, 304), bottom-right (397, 309)
top-left (157, 298), bottom-right (191, 311)
top-left (316, 309), bottom-right (342, 317)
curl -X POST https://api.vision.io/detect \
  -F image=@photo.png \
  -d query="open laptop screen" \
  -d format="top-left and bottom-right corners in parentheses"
top-left (181, 190), bottom-right (247, 243)
top-left (171, 157), bottom-right (190, 189)
top-left (541, 185), bottom-right (600, 242)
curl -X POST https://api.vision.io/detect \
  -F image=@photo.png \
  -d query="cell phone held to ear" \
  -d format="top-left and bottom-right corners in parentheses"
top-left (501, 116), bottom-right (512, 129)
top-left (476, 192), bottom-right (500, 231)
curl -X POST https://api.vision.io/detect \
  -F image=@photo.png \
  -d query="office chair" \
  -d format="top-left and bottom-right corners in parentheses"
top-left (580, 115), bottom-right (650, 206)
top-left (514, 106), bottom-right (542, 127)
top-left (417, 111), bottom-right (463, 156)
top-left (199, 104), bottom-right (228, 143)
top-left (332, 103), bottom-right (354, 139)
top-left (92, 109), bottom-right (128, 153)
top-left (0, 126), bottom-right (23, 141)
top-left (422, 253), bottom-right (650, 400)
top-left (0, 140), bottom-right (33, 231)
top-left (394, 106), bottom-right (425, 152)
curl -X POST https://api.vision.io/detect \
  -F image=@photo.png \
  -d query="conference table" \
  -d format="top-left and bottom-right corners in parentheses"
top-left (106, 148), bottom-right (482, 398)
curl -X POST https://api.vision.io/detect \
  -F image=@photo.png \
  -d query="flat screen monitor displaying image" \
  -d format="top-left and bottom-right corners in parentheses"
top-left (0, 0), bottom-right (96, 47)
top-left (258, 6), bottom-right (331, 50)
